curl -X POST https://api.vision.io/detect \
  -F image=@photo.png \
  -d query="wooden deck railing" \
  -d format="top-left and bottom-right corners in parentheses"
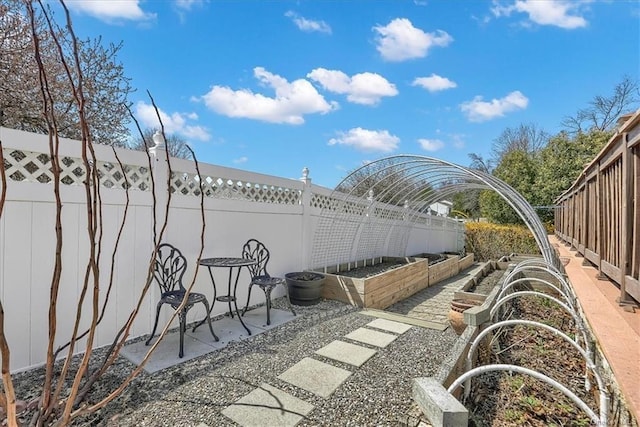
top-left (555, 109), bottom-right (640, 305)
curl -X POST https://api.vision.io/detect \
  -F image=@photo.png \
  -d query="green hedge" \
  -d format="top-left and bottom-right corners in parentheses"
top-left (465, 222), bottom-right (540, 262)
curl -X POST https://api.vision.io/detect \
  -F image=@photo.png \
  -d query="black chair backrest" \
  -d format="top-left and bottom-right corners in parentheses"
top-left (242, 239), bottom-right (270, 278)
top-left (153, 243), bottom-right (187, 294)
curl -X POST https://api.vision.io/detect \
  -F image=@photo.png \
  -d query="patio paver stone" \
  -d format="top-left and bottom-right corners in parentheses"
top-left (315, 340), bottom-right (377, 367)
top-left (345, 327), bottom-right (398, 348)
top-left (366, 318), bottom-right (413, 334)
top-left (120, 308), bottom-right (296, 373)
top-left (278, 357), bottom-right (352, 398)
top-left (358, 309), bottom-right (447, 330)
top-left (221, 383), bottom-right (314, 427)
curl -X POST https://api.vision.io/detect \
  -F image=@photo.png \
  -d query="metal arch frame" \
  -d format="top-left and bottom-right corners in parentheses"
top-left (448, 364), bottom-right (602, 425)
top-left (340, 161), bottom-right (474, 264)
top-left (462, 319), bottom-right (608, 424)
top-left (311, 155), bottom-right (559, 271)
top-left (491, 291), bottom-right (578, 324)
top-left (496, 277), bottom-right (574, 310)
top-left (490, 290), bottom-right (589, 349)
top-left (502, 264), bottom-right (575, 303)
top-left (510, 257), bottom-right (563, 275)
top-left (503, 264), bottom-right (571, 292)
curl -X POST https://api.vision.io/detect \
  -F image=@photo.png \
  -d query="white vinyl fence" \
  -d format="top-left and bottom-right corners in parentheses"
top-left (0, 127), bottom-right (464, 372)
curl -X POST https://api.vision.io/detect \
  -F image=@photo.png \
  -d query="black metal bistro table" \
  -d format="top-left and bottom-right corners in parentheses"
top-left (195, 257), bottom-right (257, 335)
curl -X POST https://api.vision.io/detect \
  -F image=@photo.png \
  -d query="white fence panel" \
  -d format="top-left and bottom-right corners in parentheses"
top-left (0, 127), bottom-right (465, 372)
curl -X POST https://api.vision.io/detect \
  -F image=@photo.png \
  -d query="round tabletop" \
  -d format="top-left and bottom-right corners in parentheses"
top-left (199, 257), bottom-right (257, 268)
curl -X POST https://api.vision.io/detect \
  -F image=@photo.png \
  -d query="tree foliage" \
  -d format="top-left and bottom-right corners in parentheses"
top-left (490, 122), bottom-right (548, 161)
top-left (471, 76), bottom-right (634, 225)
top-left (480, 149), bottom-right (540, 224)
top-left (477, 129), bottom-right (612, 225)
top-left (450, 190), bottom-right (480, 219)
top-left (469, 124), bottom-right (547, 224)
top-left (0, 0), bottom-right (133, 145)
top-left (450, 153), bottom-right (492, 220)
top-left (467, 153), bottom-right (493, 174)
top-left (533, 129), bottom-right (611, 209)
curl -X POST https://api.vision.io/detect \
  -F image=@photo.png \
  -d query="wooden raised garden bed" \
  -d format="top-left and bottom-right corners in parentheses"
top-left (317, 253), bottom-right (475, 309)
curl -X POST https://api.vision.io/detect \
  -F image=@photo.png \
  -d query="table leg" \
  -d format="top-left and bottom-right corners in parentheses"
top-left (193, 264), bottom-right (251, 336)
top-left (227, 268), bottom-right (234, 318)
top-left (232, 266), bottom-right (252, 335)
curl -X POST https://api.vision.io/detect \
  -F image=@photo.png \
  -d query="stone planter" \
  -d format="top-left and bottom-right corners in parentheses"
top-left (285, 272), bottom-right (326, 306)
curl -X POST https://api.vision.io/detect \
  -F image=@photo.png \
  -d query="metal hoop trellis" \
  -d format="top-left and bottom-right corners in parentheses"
top-left (310, 155), bottom-right (559, 271)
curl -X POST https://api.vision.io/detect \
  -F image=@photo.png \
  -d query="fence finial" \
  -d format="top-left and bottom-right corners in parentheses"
top-left (152, 131), bottom-right (166, 149)
top-left (300, 167), bottom-right (311, 184)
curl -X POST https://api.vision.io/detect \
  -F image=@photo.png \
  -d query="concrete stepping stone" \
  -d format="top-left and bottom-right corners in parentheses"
top-left (366, 318), bottom-right (412, 334)
top-left (221, 383), bottom-right (314, 427)
top-left (278, 357), bottom-right (352, 398)
top-left (345, 327), bottom-right (398, 348)
top-left (359, 309), bottom-right (447, 331)
top-left (315, 340), bottom-right (377, 367)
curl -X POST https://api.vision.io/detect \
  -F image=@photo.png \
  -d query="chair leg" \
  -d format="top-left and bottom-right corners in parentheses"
top-left (263, 286), bottom-right (274, 325)
top-left (197, 299), bottom-right (219, 341)
top-left (282, 282), bottom-right (296, 317)
top-left (241, 283), bottom-right (254, 316)
top-left (178, 310), bottom-right (187, 358)
top-left (145, 302), bottom-right (163, 346)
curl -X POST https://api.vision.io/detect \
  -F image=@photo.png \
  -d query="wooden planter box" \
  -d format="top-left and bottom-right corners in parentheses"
top-left (319, 257), bottom-right (428, 309)
top-left (317, 253), bottom-right (476, 310)
top-left (428, 255), bottom-right (460, 284)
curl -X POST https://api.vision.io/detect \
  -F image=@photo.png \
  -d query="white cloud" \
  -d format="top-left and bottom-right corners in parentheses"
top-left (329, 128), bottom-right (400, 152)
top-left (233, 156), bottom-right (248, 164)
top-left (175, 0), bottom-right (205, 11)
top-left (135, 102), bottom-right (210, 141)
top-left (418, 138), bottom-right (445, 152)
top-left (285, 11), bottom-right (332, 34)
top-left (66, 1), bottom-right (155, 22)
top-left (412, 74), bottom-right (457, 93)
top-left (491, 0), bottom-right (588, 29)
top-left (373, 18), bottom-right (453, 62)
top-left (201, 67), bottom-right (338, 124)
top-left (307, 68), bottom-right (398, 105)
top-left (460, 91), bottom-right (529, 122)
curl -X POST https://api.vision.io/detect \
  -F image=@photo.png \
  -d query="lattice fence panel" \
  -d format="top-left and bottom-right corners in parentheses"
top-left (171, 171), bottom-right (301, 204)
top-left (373, 205), bottom-right (405, 221)
top-left (3, 148), bottom-right (150, 191)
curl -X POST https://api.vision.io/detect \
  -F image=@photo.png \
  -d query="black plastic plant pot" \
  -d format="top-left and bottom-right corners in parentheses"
top-left (285, 272), bottom-right (326, 306)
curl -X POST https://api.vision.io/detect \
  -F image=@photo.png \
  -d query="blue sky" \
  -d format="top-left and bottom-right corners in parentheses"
top-left (60, 0), bottom-right (639, 188)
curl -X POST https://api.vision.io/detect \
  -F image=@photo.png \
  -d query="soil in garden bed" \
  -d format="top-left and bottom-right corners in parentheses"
top-left (335, 253), bottom-right (448, 279)
top-left (337, 259), bottom-right (408, 278)
top-left (467, 269), bottom-right (505, 295)
top-left (466, 295), bottom-right (598, 426)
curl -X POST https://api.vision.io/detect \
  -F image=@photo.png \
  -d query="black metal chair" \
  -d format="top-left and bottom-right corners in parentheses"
top-left (146, 243), bottom-right (218, 358)
top-left (241, 239), bottom-right (295, 325)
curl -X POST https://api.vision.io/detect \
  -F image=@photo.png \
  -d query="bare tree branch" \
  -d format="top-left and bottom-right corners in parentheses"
top-left (562, 75), bottom-right (639, 134)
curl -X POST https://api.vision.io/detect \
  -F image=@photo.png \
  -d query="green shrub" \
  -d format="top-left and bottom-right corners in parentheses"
top-left (465, 222), bottom-right (540, 262)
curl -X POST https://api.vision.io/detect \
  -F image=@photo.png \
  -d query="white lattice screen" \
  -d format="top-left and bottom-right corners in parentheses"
top-left (171, 171), bottom-right (301, 204)
top-left (3, 148), bottom-right (151, 191)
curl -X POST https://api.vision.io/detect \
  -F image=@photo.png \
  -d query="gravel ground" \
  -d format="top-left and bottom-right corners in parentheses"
top-left (11, 298), bottom-right (458, 426)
